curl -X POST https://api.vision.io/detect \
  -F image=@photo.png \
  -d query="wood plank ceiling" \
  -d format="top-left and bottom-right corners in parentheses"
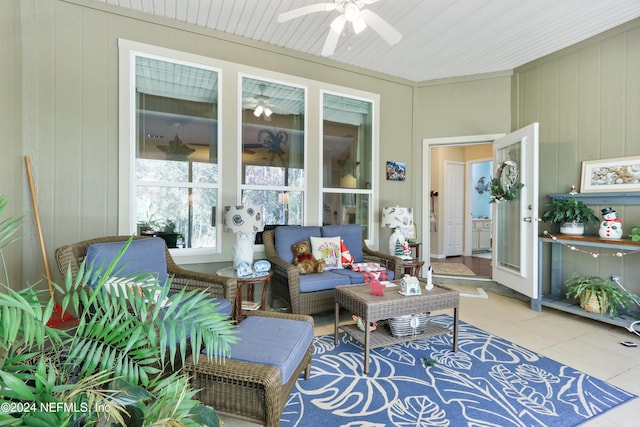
top-left (98, 0), bottom-right (640, 82)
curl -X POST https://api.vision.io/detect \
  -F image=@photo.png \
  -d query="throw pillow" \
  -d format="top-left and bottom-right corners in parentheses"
top-left (310, 236), bottom-right (341, 270)
top-left (340, 239), bottom-right (353, 268)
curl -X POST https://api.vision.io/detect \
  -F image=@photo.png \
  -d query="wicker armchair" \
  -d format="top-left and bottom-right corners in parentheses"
top-left (263, 226), bottom-right (402, 315)
top-left (54, 235), bottom-right (237, 316)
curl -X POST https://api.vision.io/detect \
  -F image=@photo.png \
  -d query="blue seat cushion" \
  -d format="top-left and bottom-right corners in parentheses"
top-left (321, 224), bottom-right (364, 263)
top-left (274, 226), bottom-right (322, 263)
top-left (299, 271), bottom-right (351, 292)
top-left (85, 237), bottom-right (168, 286)
top-left (214, 316), bottom-right (313, 384)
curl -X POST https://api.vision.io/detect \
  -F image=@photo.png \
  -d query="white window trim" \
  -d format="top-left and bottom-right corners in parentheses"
top-left (319, 89), bottom-right (379, 247)
top-left (118, 39), bottom-right (224, 264)
top-left (119, 39), bottom-right (382, 262)
top-left (237, 73), bottom-right (309, 224)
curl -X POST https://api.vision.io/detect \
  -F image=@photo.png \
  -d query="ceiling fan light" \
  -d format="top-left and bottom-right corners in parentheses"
top-left (264, 107), bottom-right (273, 117)
top-left (254, 105), bottom-right (264, 117)
top-left (344, 3), bottom-right (360, 22)
top-left (352, 17), bottom-right (367, 34)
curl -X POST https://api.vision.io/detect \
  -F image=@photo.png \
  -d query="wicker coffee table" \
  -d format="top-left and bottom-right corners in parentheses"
top-left (335, 281), bottom-right (459, 374)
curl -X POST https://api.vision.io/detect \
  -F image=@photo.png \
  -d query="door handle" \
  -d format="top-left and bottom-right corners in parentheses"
top-left (523, 217), bottom-right (541, 222)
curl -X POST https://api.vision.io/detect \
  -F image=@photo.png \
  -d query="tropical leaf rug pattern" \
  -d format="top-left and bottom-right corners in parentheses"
top-left (282, 314), bottom-right (636, 426)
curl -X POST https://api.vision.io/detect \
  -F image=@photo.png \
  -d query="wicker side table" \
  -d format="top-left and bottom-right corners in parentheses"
top-left (401, 258), bottom-right (425, 277)
top-left (335, 281), bottom-right (459, 374)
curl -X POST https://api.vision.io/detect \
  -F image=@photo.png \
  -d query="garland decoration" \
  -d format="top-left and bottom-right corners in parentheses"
top-left (542, 231), bottom-right (640, 258)
top-left (490, 160), bottom-right (524, 203)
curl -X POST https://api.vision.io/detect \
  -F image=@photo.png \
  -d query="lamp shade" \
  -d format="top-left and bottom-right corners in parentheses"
top-left (223, 206), bottom-right (264, 236)
top-left (381, 206), bottom-right (413, 230)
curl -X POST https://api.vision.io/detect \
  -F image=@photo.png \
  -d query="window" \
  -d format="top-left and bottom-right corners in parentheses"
top-left (321, 92), bottom-right (374, 238)
top-left (123, 48), bottom-right (221, 255)
top-left (240, 76), bottom-right (306, 225)
top-left (120, 41), bottom-right (380, 260)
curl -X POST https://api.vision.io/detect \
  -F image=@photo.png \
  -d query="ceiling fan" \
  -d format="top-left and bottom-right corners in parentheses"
top-left (244, 85), bottom-right (274, 121)
top-left (277, 0), bottom-right (402, 57)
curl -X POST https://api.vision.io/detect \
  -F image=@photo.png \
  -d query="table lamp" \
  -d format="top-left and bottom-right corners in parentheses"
top-left (382, 206), bottom-right (413, 259)
top-left (224, 206), bottom-right (264, 270)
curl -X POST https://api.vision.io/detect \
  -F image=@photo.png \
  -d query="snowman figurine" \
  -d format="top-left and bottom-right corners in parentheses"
top-left (599, 207), bottom-right (623, 239)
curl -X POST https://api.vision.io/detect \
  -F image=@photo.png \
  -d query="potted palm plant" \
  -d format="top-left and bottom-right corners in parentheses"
top-left (0, 195), bottom-right (237, 426)
top-left (541, 197), bottom-right (599, 235)
top-left (564, 273), bottom-right (631, 317)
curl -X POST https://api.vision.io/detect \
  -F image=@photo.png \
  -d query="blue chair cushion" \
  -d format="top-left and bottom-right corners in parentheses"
top-left (321, 224), bottom-right (364, 263)
top-left (298, 271), bottom-right (351, 292)
top-left (214, 316), bottom-right (313, 384)
top-left (274, 226), bottom-right (322, 263)
top-left (85, 237), bottom-right (168, 286)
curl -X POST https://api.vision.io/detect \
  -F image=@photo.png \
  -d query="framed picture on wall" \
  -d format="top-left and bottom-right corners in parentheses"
top-left (580, 156), bottom-right (640, 193)
top-left (386, 161), bottom-right (406, 181)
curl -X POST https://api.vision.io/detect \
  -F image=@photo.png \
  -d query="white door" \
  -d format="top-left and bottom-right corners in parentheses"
top-left (444, 161), bottom-right (464, 256)
top-left (491, 123), bottom-right (539, 298)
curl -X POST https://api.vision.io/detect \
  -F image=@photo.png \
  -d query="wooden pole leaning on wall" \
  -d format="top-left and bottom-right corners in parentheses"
top-left (25, 156), bottom-right (75, 326)
top-left (24, 155), bottom-right (54, 298)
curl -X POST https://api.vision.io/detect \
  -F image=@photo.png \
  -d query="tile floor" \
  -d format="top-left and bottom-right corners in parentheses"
top-left (219, 284), bottom-right (640, 426)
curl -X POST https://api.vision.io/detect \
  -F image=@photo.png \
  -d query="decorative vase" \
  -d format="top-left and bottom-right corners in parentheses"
top-left (560, 222), bottom-right (584, 235)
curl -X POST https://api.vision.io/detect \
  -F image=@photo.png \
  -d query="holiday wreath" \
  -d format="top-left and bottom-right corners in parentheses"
top-left (490, 160), bottom-right (524, 203)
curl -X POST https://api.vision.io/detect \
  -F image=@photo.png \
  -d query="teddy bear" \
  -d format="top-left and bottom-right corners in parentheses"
top-left (291, 241), bottom-right (324, 274)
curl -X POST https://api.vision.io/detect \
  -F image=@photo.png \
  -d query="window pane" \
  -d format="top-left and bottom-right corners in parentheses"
top-left (136, 186), bottom-right (217, 249)
top-left (135, 56), bottom-right (219, 250)
top-left (322, 93), bottom-right (373, 238)
top-left (323, 93), bottom-right (372, 190)
top-left (136, 158), bottom-right (189, 182)
top-left (242, 190), bottom-right (303, 225)
top-left (241, 76), bottom-right (305, 226)
top-left (245, 165), bottom-right (285, 186)
top-left (322, 193), bottom-right (370, 239)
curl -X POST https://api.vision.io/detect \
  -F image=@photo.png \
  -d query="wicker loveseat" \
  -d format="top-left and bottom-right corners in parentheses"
top-left (263, 224), bottom-right (402, 315)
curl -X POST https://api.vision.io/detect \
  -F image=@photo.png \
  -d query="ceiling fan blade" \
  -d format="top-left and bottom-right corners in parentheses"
top-left (322, 16), bottom-right (346, 56)
top-left (359, 9), bottom-right (402, 45)
top-left (277, 3), bottom-right (337, 23)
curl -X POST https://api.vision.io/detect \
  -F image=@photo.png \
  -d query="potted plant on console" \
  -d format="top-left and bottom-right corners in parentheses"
top-left (541, 196), bottom-right (599, 235)
top-left (564, 273), bottom-right (631, 317)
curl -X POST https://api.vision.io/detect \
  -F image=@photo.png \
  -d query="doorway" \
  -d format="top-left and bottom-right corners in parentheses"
top-left (422, 134), bottom-right (504, 279)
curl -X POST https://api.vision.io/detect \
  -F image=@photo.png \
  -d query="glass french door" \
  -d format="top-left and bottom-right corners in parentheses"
top-left (491, 123), bottom-right (539, 299)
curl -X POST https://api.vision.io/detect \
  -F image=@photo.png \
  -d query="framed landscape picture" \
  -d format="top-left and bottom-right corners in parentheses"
top-left (386, 161), bottom-right (406, 181)
top-left (580, 156), bottom-right (640, 193)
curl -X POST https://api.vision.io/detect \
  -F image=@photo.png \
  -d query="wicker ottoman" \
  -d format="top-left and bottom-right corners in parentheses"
top-left (184, 311), bottom-right (314, 427)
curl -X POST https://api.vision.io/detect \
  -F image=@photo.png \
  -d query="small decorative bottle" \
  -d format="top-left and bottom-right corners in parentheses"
top-left (425, 265), bottom-right (434, 291)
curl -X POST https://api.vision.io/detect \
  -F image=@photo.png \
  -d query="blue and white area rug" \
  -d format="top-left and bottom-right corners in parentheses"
top-left (282, 315), bottom-right (636, 426)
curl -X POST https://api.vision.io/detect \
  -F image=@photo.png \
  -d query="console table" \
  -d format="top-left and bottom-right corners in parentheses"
top-left (536, 191), bottom-right (640, 327)
top-left (536, 234), bottom-right (640, 327)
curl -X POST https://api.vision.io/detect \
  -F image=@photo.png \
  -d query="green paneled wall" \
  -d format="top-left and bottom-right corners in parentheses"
top-left (515, 18), bottom-right (640, 296)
